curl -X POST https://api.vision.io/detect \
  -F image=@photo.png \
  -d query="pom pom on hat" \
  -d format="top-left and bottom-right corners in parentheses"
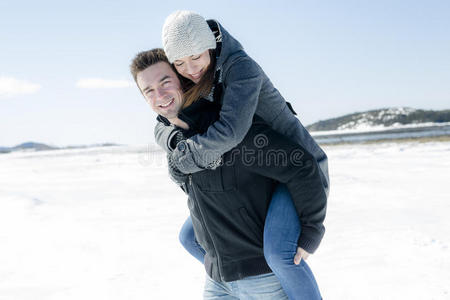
top-left (162, 10), bottom-right (216, 63)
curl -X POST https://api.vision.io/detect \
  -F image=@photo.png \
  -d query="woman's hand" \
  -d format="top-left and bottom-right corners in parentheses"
top-left (294, 247), bottom-right (310, 265)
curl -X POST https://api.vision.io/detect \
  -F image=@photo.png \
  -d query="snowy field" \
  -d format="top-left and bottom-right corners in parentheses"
top-left (0, 141), bottom-right (449, 300)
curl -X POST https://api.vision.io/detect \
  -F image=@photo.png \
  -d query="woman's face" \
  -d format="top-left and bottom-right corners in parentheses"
top-left (173, 50), bottom-right (211, 83)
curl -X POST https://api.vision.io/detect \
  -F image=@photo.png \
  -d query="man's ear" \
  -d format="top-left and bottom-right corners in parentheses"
top-left (134, 81), bottom-right (145, 98)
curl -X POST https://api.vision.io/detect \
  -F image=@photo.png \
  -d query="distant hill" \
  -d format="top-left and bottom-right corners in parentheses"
top-left (306, 107), bottom-right (450, 132)
top-left (0, 142), bottom-right (121, 154)
top-left (13, 142), bottom-right (58, 151)
top-left (0, 142), bottom-right (57, 153)
top-left (0, 147), bottom-right (10, 154)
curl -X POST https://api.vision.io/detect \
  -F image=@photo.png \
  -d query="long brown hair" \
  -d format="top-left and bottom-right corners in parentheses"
top-left (179, 50), bottom-right (217, 108)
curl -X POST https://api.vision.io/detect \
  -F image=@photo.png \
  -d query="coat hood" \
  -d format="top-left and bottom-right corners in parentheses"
top-left (207, 20), bottom-right (244, 73)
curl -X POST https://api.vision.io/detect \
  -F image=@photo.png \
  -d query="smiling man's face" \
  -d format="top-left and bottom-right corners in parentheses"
top-left (136, 61), bottom-right (184, 119)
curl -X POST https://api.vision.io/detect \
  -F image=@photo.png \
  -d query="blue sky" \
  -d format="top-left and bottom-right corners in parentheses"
top-left (1, 0), bottom-right (449, 147)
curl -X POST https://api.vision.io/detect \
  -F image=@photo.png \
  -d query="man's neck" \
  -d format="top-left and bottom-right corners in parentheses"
top-left (168, 117), bottom-right (190, 130)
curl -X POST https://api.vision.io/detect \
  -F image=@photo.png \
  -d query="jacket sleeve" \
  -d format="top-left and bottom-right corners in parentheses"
top-left (154, 120), bottom-right (180, 153)
top-left (238, 122), bottom-right (327, 254)
top-left (171, 56), bottom-right (264, 174)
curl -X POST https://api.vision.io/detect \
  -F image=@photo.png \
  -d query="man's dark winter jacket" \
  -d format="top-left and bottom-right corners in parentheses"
top-left (162, 99), bottom-right (327, 283)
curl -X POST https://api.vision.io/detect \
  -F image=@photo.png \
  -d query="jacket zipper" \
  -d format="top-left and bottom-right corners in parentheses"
top-left (188, 174), bottom-right (224, 280)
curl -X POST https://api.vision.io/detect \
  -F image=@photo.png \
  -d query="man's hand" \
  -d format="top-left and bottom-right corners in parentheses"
top-left (294, 247), bottom-right (310, 265)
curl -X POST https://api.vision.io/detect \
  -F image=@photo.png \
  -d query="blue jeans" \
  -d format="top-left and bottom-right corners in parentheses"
top-left (204, 272), bottom-right (288, 299)
top-left (179, 184), bottom-right (322, 299)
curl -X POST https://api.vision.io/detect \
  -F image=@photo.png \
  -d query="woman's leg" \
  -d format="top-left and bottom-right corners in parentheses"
top-left (263, 184), bottom-right (322, 300)
top-left (179, 215), bottom-right (206, 263)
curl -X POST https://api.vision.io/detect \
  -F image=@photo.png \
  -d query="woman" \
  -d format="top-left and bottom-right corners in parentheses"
top-left (156, 10), bottom-right (329, 299)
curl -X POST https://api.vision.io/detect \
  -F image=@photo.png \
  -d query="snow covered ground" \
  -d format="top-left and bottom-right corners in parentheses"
top-left (310, 121), bottom-right (450, 136)
top-left (0, 141), bottom-right (449, 299)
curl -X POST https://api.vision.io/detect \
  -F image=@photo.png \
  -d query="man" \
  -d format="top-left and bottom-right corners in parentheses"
top-left (130, 49), bottom-right (327, 299)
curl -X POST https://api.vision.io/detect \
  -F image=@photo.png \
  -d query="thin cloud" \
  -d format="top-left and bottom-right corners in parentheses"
top-left (76, 78), bottom-right (134, 89)
top-left (0, 76), bottom-right (41, 98)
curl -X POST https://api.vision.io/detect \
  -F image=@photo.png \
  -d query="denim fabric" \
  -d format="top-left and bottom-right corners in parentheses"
top-left (179, 215), bottom-right (205, 263)
top-left (264, 184), bottom-right (322, 300)
top-left (179, 184), bottom-right (322, 299)
top-left (203, 272), bottom-right (288, 300)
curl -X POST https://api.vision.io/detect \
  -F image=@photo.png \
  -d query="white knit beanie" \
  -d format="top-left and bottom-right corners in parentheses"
top-left (162, 10), bottom-right (217, 63)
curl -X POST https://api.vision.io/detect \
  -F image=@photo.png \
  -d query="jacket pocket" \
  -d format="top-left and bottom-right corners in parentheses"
top-left (239, 207), bottom-right (263, 244)
top-left (193, 165), bottom-right (236, 192)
